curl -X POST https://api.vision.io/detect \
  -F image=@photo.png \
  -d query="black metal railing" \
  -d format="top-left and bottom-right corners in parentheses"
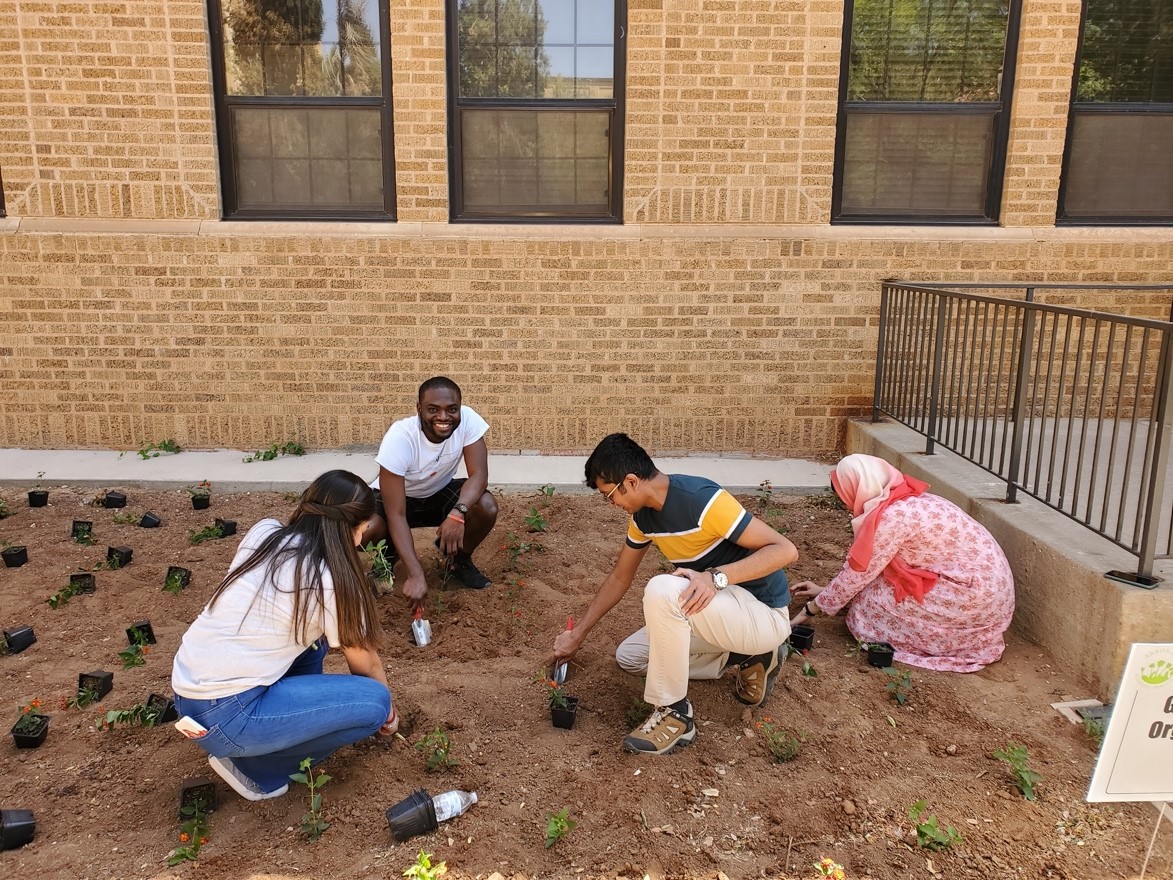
top-left (873, 281), bottom-right (1173, 584)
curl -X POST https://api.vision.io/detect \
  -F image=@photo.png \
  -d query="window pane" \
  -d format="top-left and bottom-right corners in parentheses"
top-left (848, 0), bottom-right (1008, 102)
top-left (460, 108), bottom-right (609, 210)
top-left (230, 106), bottom-right (384, 210)
top-left (1077, 0), bottom-right (1173, 102)
top-left (222, 0), bottom-right (383, 97)
top-left (841, 111), bottom-right (994, 216)
top-left (1064, 112), bottom-right (1173, 216)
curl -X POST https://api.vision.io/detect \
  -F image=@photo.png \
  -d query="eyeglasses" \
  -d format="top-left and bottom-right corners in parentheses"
top-left (603, 480), bottom-right (624, 502)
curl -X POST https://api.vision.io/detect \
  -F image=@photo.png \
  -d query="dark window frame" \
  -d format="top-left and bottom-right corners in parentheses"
top-left (1056, 0), bottom-right (1173, 226)
top-left (831, 0), bottom-right (1023, 225)
top-left (0, 165), bottom-right (5, 218)
top-left (444, 0), bottom-right (627, 224)
top-left (206, 0), bottom-right (397, 221)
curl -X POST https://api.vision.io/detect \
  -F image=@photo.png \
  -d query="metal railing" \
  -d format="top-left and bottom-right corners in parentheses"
top-left (873, 281), bottom-right (1173, 583)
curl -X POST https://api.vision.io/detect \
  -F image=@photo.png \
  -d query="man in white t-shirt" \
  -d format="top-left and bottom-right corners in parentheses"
top-left (361, 377), bottom-right (498, 603)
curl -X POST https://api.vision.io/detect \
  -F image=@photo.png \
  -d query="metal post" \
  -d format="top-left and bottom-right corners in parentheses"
top-left (1135, 327), bottom-right (1173, 580)
top-left (1005, 297), bottom-right (1037, 504)
top-left (925, 294), bottom-right (948, 455)
top-left (872, 284), bottom-right (890, 423)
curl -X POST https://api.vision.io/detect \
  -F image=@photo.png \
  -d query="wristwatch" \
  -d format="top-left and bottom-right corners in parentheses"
top-left (706, 568), bottom-right (729, 590)
top-left (453, 502), bottom-right (470, 516)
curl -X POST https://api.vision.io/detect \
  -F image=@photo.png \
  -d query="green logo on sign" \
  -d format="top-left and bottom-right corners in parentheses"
top-left (1140, 660), bottom-right (1173, 686)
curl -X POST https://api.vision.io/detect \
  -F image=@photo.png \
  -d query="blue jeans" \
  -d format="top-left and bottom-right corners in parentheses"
top-left (173, 640), bottom-right (391, 793)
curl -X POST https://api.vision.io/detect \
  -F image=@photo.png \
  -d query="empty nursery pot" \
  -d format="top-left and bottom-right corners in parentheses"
top-left (179, 777), bottom-right (218, 817)
top-left (385, 788), bottom-right (438, 842)
top-left (214, 518), bottom-right (237, 537)
top-left (78, 670), bottom-right (114, 701)
top-left (9, 714), bottom-right (50, 749)
top-left (103, 491), bottom-right (127, 509)
top-left (139, 511), bottom-right (162, 528)
top-left (27, 489), bottom-right (48, 508)
top-left (191, 495), bottom-right (211, 510)
top-left (126, 620), bottom-right (156, 646)
top-left (2, 625), bottom-right (37, 654)
top-left (0, 809), bottom-right (36, 851)
top-left (550, 696), bottom-right (580, 730)
top-left (71, 520), bottom-right (93, 540)
top-left (107, 546), bottom-right (133, 568)
top-left (1, 546), bottom-right (28, 568)
top-left (146, 693), bottom-right (179, 724)
top-left (789, 624), bottom-right (815, 652)
top-left (866, 642), bottom-right (895, 668)
top-left (164, 566), bottom-right (192, 590)
top-left (69, 572), bottom-right (96, 594)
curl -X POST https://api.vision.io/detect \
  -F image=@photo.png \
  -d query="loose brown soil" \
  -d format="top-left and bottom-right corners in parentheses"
top-left (1, 486), bottom-right (1171, 880)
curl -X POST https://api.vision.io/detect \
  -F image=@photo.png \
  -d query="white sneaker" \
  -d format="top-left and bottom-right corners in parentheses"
top-left (208, 756), bottom-right (289, 801)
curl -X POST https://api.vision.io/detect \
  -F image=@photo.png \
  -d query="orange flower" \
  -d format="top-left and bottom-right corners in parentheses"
top-left (178, 833), bottom-right (190, 843)
top-left (198, 837), bottom-right (208, 845)
top-left (30, 698), bottom-right (42, 709)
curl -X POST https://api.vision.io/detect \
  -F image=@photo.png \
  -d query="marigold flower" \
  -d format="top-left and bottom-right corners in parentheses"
top-left (178, 833), bottom-right (190, 843)
top-left (199, 836), bottom-right (208, 845)
top-left (30, 699), bottom-right (42, 708)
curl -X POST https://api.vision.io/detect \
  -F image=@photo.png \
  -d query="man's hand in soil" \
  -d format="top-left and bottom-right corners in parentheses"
top-left (436, 516), bottom-right (464, 558)
top-left (401, 571), bottom-right (428, 606)
top-left (674, 568), bottom-right (718, 616)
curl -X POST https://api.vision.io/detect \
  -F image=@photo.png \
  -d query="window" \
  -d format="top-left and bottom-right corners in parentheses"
top-left (1059, 0), bottom-right (1173, 223)
top-left (833, 0), bottom-right (1022, 223)
top-left (446, 0), bottom-right (626, 222)
top-left (207, 0), bottom-right (395, 219)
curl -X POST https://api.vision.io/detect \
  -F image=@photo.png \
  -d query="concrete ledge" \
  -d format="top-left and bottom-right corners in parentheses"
top-left (848, 419), bottom-right (1173, 700)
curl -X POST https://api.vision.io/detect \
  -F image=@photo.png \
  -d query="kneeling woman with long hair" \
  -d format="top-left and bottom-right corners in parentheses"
top-left (172, 470), bottom-right (397, 801)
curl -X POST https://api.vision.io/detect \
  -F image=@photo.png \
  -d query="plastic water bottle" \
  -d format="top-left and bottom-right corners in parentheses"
top-left (432, 789), bottom-right (477, 822)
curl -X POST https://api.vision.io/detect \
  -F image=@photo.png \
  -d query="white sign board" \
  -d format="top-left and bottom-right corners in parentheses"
top-left (1088, 643), bottom-right (1173, 802)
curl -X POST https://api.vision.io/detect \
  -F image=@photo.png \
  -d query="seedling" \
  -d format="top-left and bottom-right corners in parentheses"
top-left (163, 567), bottom-right (190, 596)
top-left (243, 440), bottom-right (306, 462)
top-left (625, 697), bottom-right (654, 728)
top-left (503, 532), bottom-right (544, 570)
top-left (524, 506), bottom-right (548, 533)
top-left (539, 484), bottom-right (556, 502)
top-left (813, 858), bottom-right (846, 879)
top-left (290, 757), bottom-right (330, 841)
top-left (0, 497), bottom-right (10, 519)
top-left (97, 700), bottom-right (167, 730)
top-left (536, 671), bottom-right (570, 711)
top-left (12, 699), bottom-right (46, 736)
top-left (544, 807), bottom-right (575, 848)
top-left (908, 799), bottom-right (962, 850)
top-left (993, 742), bottom-right (1042, 800)
top-left (118, 628), bottom-right (151, 669)
top-left (785, 643), bottom-right (817, 676)
top-left (188, 524), bottom-right (224, 546)
top-left (757, 478), bottom-right (773, 510)
top-left (111, 511), bottom-right (140, 525)
top-left (414, 726), bottom-right (459, 772)
top-left (1083, 715), bottom-right (1105, 745)
top-left (66, 684), bottom-right (102, 710)
top-left (884, 667), bottom-right (912, 705)
top-left (186, 480), bottom-right (212, 498)
top-left (363, 539), bottom-right (396, 590)
top-left (138, 439), bottom-right (181, 459)
top-left (404, 850), bottom-right (447, 880)
top-left (47, 581), bottom-right (86, 609)
top-left (167, 799), bottom-right (210, 865)
top-left (73, 522), bottom-right (95, 545)
top-left (754, 716), bottom-right (803, 763)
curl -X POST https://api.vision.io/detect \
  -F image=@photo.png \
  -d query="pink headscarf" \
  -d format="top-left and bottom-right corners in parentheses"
top-left (830, 454), bottom-right (939, 604)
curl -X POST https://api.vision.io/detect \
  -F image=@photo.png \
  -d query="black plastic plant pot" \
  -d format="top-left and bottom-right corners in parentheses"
top-left (103, 491), bottom-right (127, 509)
top-left (1, 546), bottom-right (28, 568)
top-left (147, 693), bottom-right (179, 724)
top-left (27, 489), bottom-right (48, 508)
top-left (9, 714), bottom-right (49, 749)
top-left (107, 546), bottom-right (133, 567)
top-left (179, 777), bottom-right (218, 817)
top-left (191, 495), bottom-right (211, 510)
top-left (78, 670), bottom-right (114, 701)
top-left (139, 511), bottom-right (162, 528)
top-left (214, 518), bottom-right (237, 537)
top-left (165, 566), bottom-right (192, 590)
top-left (866, 642), bottom-right (895, 668)
top-left (126, 620), bottom-right (156, 646)
top-left (71, 520), bottom-right (93, 540)
top-left (789, 624), bottom-right (815, 653)
top-left (2, 625), bottom-right (36, 654)
top-left (550, 696), bottom-right (580, 730)
top-left (69, 572), bottom-right (96, 594)
top-left (0, 809), bottom-right (36, 851)
top-left (385, 788), bottom-right (438, 842)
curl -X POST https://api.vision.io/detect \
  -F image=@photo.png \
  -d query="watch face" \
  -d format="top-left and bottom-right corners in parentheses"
top-left (712, 570), bottom-right (728, 589)
top-left (455, 503), bottom-right (469, 514)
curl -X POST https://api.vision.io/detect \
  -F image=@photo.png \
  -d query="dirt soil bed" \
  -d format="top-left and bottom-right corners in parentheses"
top-left (1, 485), bottom-right (1170, 880)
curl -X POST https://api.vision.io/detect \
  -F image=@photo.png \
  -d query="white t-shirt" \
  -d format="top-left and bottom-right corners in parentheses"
top-left (171, 519), bottom-right (342, 700)
top-left (370, 406), bottom-right (490, 499)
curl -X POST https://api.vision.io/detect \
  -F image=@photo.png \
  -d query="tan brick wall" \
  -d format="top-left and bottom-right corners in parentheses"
top-left (0, 0), bottom-right (220, 219)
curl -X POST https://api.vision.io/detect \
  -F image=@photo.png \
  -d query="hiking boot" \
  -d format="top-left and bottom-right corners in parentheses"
top-left (449, 556), bottom-right (491, 590)
top-left (208, 756), bottom-right (288, 802)
top-left (623, 700), bottom-right (695, 755)
top-left (734, 646), bottom-right (782, 707)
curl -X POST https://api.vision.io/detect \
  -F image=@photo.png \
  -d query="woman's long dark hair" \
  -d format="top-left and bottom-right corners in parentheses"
top-left (209, 470), bottom-right (382, 651)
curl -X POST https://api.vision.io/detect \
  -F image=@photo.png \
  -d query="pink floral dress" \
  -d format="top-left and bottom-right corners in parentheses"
top-left (814, 493), bottom-right (1015, 672)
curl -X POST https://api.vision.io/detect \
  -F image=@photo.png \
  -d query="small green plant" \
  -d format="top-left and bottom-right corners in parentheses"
top-left (884, 667), bottom-right (912, 705)
top-left (111, 511), bottom-right (140, 525)
top-left (163, 568), bottom-right (188, 596)
top-left (1083, 715), bottom-right (1106, 745)
top-left (290, 756), bottom-right (330, 841)
top-left (414, 726), bottom-right (459, 772)
top-left (785, 643), bottom-right (817, 676)
top-left (47, 584), bottom-right (81, 609)
top-left (544, 807), bottom-right (576, 848)
top-left (12, 699), bottom-right (45, 735)
top-left (535, 671), bottom-right (569, 710)
top-left (185, 480), bottom-right (212, 498)
top-left (188, 524), bottom-right (224, 546)
top-left (118, 628), bottom-right (151, 669)
top-left (66, 684), bottom-right (102, 710)
top-left (503, 532), bottom-right (544, 569)
top-left (524, 506), bottom-right (548, 533)
top-left (813, 858), bottom-right (847, 879)
top-left (908, 800), bottom-right (962, 850)
top-left (539, 484), bottom-right (556, 502)
top-left (97, 701), bottom-right (165, 731)
top-left (167, 799), bottom-right (210, 865)
top-left (403, 850), bottom-right (447, 880)
top-left (243, 440), bottom-right (306, 462)
top-left (101, 553), bottom-right (123, 571)
top-left (73, 522), bottom-right (94, 545)
top-left (625, 697), bottom-right (654, 728)
top-left (363, 539), bottom-right (396, 589)
top-left (757, 478), bottom-right (773, 510)
top-left (994, 742), bottom-right (1042, 801)
top-left (0, 497), bottom-right (10, 519)
top-left (754, 716), bottom-right (803, 763)
top-left (138, 439), bottom-right (181, 459)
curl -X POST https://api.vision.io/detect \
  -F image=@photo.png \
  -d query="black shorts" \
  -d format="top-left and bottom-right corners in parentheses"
top-left (375, 479), bottom-right (466, 530)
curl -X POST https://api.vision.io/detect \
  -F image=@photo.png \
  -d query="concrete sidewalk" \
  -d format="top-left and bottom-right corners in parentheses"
top-left (0, 448), bottom-right (832, 494)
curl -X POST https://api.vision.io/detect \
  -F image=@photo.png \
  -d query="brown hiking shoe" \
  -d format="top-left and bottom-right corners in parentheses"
top-left (623, 701), bottom-right (695, 755)
top-left (734, 647), bottom-right (782, 707)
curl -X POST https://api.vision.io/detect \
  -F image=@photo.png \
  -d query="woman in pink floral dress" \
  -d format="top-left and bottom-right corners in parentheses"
top-left (791, 454), bottom-right (1014, 672)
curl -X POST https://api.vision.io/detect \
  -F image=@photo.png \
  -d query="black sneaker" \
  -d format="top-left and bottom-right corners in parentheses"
top-left (735, 647), bottom-right (782, 707)
top-left (449, 556), bottom-right (491, 590)
top-left (623, 700), bottom-right (695, 755)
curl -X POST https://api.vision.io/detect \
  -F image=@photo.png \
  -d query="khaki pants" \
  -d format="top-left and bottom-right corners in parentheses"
top-left (615, 574), bottom-right (792, 707)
